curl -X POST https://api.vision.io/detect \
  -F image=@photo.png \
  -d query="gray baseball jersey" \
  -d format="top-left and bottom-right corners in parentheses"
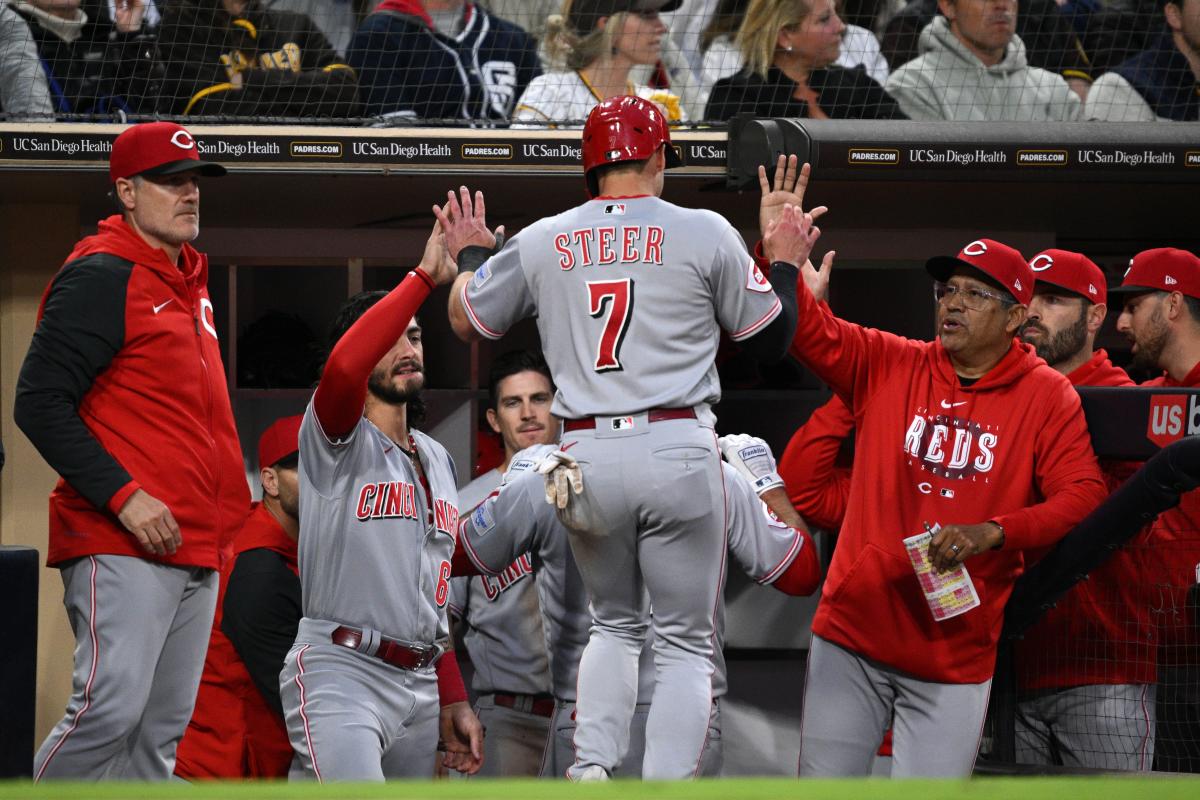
top-left (448, 469), bottom-right (552, 697)
top-left (459, 197), bottom-right (782, 419)
top-left (296, 404), bottom-right (459, 645)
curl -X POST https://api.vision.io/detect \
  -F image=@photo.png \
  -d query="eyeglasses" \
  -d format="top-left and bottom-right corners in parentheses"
top-left (933, 281), bottom-right (1014, 311)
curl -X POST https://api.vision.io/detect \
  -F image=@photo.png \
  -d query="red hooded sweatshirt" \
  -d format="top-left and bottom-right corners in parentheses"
top-left (788, 280), bottom-right (1107, 683)
top-left (20, 215), bottom-right (249, 569)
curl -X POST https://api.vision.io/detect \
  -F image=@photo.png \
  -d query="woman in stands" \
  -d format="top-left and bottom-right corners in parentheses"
top-left (704, 0), bottom-right (904, 120)
top-left (513, 0), bottom-right (684, 125)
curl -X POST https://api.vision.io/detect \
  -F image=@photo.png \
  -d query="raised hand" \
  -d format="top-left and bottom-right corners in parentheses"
top-left (758, 155), bottom-right (827, 237)
top-left (415, 219), bottom-right (459, 286)
top-left (432, 186), bottom-right (499, 261)
top-left (763, 203), bottom-right (822, 270)
top-left (802, 250), bottom-right (836, 305)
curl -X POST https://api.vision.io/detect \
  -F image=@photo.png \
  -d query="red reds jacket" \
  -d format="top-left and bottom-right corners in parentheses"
top-left (15, 215), bottom-right (249, 569)
top-left (1144, 360), bottom-right (1200, 668)
top-left (779, 394), bottom-right (855, 531)
top-left (788, 282), bottom-right (1107, 684)
top-left (1015, 350), bottom-right (1159, 689)
top-left (176, 503), bottom-right (299, 778)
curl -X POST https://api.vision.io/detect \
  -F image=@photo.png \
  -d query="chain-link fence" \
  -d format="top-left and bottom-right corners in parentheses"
top-left (0, 0), bottom-right (1192, 124)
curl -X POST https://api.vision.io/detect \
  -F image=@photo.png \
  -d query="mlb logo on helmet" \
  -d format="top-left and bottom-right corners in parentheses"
top-left (1146, 393), bottom-right (1200, 448)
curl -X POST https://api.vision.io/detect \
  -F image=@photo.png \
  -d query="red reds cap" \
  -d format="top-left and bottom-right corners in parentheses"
top-left (258, 414), bottom-right (303, 469)
top-left (925, 238), bottom-right (1033, 306)
top-left (1028, 249), bottom-right (1106, 305)
top-left (109, 122), bottom-right (226, 184)
top-left (1111, 248), bottom-right (1200, 300)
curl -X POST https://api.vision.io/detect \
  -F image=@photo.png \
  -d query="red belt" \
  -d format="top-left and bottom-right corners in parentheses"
top-left (331, 625), bottom-right (441, 670)
top-left (563, 407), bottom-right (696, 433)
top-left (493, 693), bottom-right (556, 718)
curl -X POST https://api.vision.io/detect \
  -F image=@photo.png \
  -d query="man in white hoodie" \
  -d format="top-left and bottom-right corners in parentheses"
top-left (885, 0), bottom-right (1081, 120)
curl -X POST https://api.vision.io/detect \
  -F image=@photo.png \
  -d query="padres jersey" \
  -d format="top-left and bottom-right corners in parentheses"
top-left (460, 199), bottom-right (782, 419)
top-left (459, 446), bottom-right (808, 698)
top-left (297, 404), bottom-right (458, 645)
top-left (512, 70), bottom-right (685, 127)
top-left (449, 469), bottom-right (552, 696)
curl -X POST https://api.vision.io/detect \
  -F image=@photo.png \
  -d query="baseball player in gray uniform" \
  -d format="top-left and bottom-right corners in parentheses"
top-left (441, 95), bottom-right (819, 779)
top-left (454, 437), bottom-right (821, 777)
top-left (278, 226), bottom-right (482, 782)
top-left (448, 350), bottom-right (558, 777)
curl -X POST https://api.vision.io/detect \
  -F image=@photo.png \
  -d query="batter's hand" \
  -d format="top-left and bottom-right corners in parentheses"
top-left (117, 488), bottom-right (181, 556)
top-left (763, 203), bottom-right (821, 268)
top-left (718, 434), bottom-right (784, 495)
top-left (928, 522), bottom-right (1004, 572)
top-left (758, 155), bottom-right (827, 237)
top-left (538, 450), bottom-right (584, 510)
top-left (415, 219), bottom-right (458, 286)
top-left (438, 701), bottom-right (484, 774)
top-left (433, 186), bottom-right (501, 261)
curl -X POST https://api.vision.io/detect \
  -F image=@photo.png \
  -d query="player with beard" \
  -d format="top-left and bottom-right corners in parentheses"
top-left (278, 226), bottom-right (484, 782)
top-left (1113, 247), bottom-right (1200, 772)
top-left (1012, 250), bottom-right (1161, 771)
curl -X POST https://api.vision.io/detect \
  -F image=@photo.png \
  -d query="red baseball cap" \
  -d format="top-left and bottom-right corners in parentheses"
top-left (109, 122), bottom-right (226, 184)
top-left (258, 414), bottom-right (303, 469)
top-left (1028, 249), bottom-right (1106, 305)
top-left (1112, 248), bottom-right (1200, 300)
top-left (926, 238), bottom-right (1033, 306)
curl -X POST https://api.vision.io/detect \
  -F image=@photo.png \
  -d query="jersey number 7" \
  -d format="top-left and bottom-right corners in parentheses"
top-left (587, 278), bottom-right (634, 372)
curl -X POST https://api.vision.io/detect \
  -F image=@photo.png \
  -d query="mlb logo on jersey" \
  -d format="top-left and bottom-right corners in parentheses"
top-left (473, 262), bottom-right (492, 287)
top-left (471, 501), bottom-right (497, 535)
top-left (604, 203), bottom-right (626, 215)
top-left (611, 416), bottom-right (635, 431)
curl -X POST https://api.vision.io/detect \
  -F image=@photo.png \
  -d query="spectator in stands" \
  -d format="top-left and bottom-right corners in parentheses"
top-left (1084, 0), bottom-right (1199, 120)
top-left (479, 0), bottom-right (559, 42)
top-left (880, 0), bottom-right (1095, 97)
top-left (0, 3), bottom-right (54, 117)
top-left (262, 0), bottom-right (360, 57)
top-left (704, 0), bottom-right (905, 121)
top-left (885, 0), bottom-right (1083, 119)
top-left (349, 0), bottom-right (540, 123)
top-left (1112, 248), bottom-right (1200, 773)
top-left (513, 0), bottom-right (684, 125)
top-left (175, 415), bottom-right (303, 780)
top-left (7, 0), bottom-right (161, 116)
top-left (152, 0), bottom-right (359, 117)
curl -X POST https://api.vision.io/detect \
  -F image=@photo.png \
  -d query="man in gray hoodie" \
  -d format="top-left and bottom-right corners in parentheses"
top-left (885, 0), bottom-right (1081, 121)
top-left (0, 3), bottom-right (53, 117)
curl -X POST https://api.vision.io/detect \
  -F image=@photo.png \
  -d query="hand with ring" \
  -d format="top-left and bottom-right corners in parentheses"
top-left (928, 523), bottom-right (1004, 572)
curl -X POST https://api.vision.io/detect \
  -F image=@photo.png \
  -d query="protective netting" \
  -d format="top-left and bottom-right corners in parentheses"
top-left (0, 0), bottom-right (1192, 124)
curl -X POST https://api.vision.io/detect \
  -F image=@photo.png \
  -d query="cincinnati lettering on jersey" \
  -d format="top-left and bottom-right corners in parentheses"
top-left (433, 498), bottom-right (459, 538)
top-left (356, 480), bottom-right (420, 521)
top-left (481, 553), bottom-right (534, 601)
top-left (554, 225), bottom-right (665, 271)
top-left (902, 409), bottom-right (998, 481)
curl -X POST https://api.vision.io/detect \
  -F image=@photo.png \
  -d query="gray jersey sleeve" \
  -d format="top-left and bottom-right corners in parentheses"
top-left (459, 234), bottom-right (537, 340)
top-left (710, 223), bottom-right (782, 342)
top-left (724, 463), bottom-right (807, 584)
top-left (448, 576), bottom-right (469, 619)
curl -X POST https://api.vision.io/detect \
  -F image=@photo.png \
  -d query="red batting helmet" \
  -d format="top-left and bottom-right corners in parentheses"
top-left (582, 95), bottom-right (682, 198)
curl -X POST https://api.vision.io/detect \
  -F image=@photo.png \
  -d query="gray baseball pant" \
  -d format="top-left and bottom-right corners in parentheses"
top-left (799, 634), bottom-right (991, 778)
top-left (559, 416), bottom-right (726, 780)
top-left (279, 641), bottom-right (439, 782)
top-left (1015, 684), bottom-right (1156, 771)
top-left (34, 555), bottom-right (216, 781)
top-left (471, 694), bottom-right (552, 777)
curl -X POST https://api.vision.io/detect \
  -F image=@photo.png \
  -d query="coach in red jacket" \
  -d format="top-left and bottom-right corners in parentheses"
top-left (176, 415), bottom-right (302, 779)
top-left (780, 232), bottom-right (1107, 778)
top-left (1113, 247), bottom-right (1200, 773)
top-left (1011, 250), bottom-right (1158, 771)
top-left (15, 122), bottom-right (249, 782)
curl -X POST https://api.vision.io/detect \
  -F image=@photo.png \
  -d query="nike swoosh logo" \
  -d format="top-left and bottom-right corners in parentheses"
top-left (152, 299), bottom-right (174, 314)
top-left (939, 400), bottom-right (968, 409)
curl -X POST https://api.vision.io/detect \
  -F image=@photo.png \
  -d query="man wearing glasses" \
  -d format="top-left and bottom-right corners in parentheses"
top-left (780, 235), bottom-right (1107, 778)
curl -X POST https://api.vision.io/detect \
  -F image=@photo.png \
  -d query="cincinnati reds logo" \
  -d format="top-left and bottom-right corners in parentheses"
top-left (170, 130), bottom-right (196, 150)
top-left (903, 411), bottom-right (998, 481)
top-left (1030, 254), bottom-right (1054, 272)
top-left (963, 240), bottom-right (988, 256)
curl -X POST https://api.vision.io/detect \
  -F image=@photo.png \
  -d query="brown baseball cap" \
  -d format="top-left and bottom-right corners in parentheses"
top-left (569, 0), bottom-right (682, 33)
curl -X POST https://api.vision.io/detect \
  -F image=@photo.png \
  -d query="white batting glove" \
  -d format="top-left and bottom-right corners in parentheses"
top-left (718, 434), bottom-right (784, 496)
top-left (536, 450), bottom-right (584, 510)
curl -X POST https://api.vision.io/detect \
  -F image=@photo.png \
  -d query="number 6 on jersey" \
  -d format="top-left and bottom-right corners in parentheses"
top-left (587, 279), bottom-right (634, 372)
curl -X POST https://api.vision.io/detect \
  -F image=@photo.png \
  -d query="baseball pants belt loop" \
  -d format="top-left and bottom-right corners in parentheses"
top-left (563, 407), bottom-right (697, 433)
top-left (492, 692), bottom-right (556, 718)
top-left (330, 625), bottom-right (442, 670)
